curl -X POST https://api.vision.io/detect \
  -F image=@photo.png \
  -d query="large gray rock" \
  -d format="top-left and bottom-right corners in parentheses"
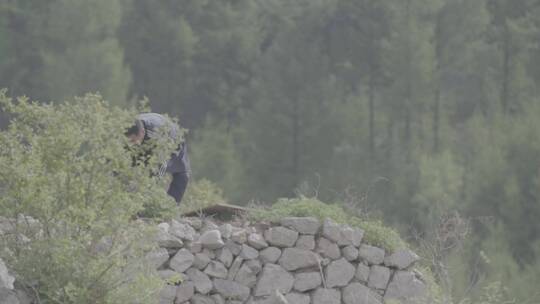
top-left (188, 241), bottom-right (203, 253)
top-left (0, 288), bottom-right (21, 304)
top-left (231, 228), bottom-right (248, 244)
top-left (0, 258), bottom-right (14, 290)
top-left (325, 258), bottom-right (355, 288)
top-left (186, 268), bottom-right (213, 294)
top-left (294, 271), bottom-right (322, 292)
top-left (295, 235), bottom-right (315, 250)
top-left (355, 263), bottom-right (370, 282)
top-left (203, 248), bottom-right (216, 259)
top-left (217, 248), bottom-right (233, 268)
top-left (159, 285), bottom-right (177, 304)
top-left (240, 244), bottom-right (259, 260)
top-left (285, 293), bottom-right (310, 304)
top-left (342, 282), bottom-right (382, 304)
top-left (12, 289), bottom-right (32, 304)
top-left (316, 237), bottom-right (341, 260)
top-left (384, 271), bottom-right (427, 302)
top-left (342, 246), bottom-right (359, 262)
top-left (191, 295), bottom-right (216, 304)
top-left (170, 249), bottom-right (195, 272)
top-left (234, 264), bottom-right (258, 287)
top-left (368, 265), bottom-right (391, 290)
top-left (384, 249), bottom-right (420, 269)
top-left (213, 279), bottom-right (251, 301)
top-left (225, 240), bottom-right (243, 256)
top-left (193, 252), bottom-right (212, 270)
top-left (260, 247), bottom-right (282, 264)
top-left (219, 223), bottom-right (233, 239)
top-left (281, 217), bottom-right (321, 235)
top-left (312, 288), bottom-right (341, 304)
top-left (250, 298), bottom-right (270, 304)
top-left (156, 223), bottom-right (184, 248)
top-left (267, 290), bottom-right (288, 304)
top-left (245, 259), bottom-right (263, 274)
top-left (358, 245), bottom-right (385, 265)
top-left (347, 227), bottom-right (365, 247)
top-left (175, 281), bottom-right (194, 303)
top-left (247, 233), bottom-right (268, 249)
top-left (279, 248), bottom-right (319, 271)
top-left (145, 248), bottom-right (170, 269)
top-left (321, 219), bottom-right (350, 246)
top-left (199, 230), bottom-right (225, 249)
top-left (254, 264), bottom-right (294, 296)
top-left (204, 261), bottom-right (228, 279)
top-left (227, 256), bottom-right (244, 280)
top-left (170, 220), bottom-right (197, 241)
top-left (264, 227), bottom-right (298, 247)
top-left (321, 219), bottom-right (364, 246)
top-left (211, 294), bottom-right (225, 304)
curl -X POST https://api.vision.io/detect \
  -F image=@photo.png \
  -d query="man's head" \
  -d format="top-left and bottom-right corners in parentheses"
top-left (125, 119), bottom-right (145, 145)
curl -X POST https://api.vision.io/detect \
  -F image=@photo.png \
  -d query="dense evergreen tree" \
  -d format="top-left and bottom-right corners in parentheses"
top-left (119, 0), bottom-right (262, 128)
top-left (2, 1), bottom-right (540, 301)
top-left (239, 2), bottom-right (342, 200)
top-left (0, 0), bottom-right (131, 104)
top-left (40, 0), bottom-right (131, 103)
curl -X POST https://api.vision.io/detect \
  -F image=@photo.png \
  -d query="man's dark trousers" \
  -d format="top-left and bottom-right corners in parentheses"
top-left (168, 172), bottom-right (189, 204)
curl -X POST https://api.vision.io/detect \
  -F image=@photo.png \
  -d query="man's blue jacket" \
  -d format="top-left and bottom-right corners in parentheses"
top-left (137, 113), bottom-right (190, 174)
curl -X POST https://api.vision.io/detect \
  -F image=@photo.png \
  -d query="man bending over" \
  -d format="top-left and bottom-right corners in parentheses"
top-left (125, 113), bottom-right (191, 204)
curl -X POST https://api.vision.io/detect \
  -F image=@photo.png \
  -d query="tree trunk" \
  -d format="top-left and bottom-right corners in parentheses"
top-left (434, 83), bottom-right (440, 153)
top-left (386, 118), bottom-right (393, 160)
top-left (404, 0), bottom-right (412, 160)
top-left (433, 9), bottom-right (443, 154)
top-left (292, 98), bottom-right (300, 188)
top-left (501, 20), bottom-right (510, 115)
top-left (368, 65), bottom-right (375, 160)
top-left (405, 105), bottom-right (411, 156)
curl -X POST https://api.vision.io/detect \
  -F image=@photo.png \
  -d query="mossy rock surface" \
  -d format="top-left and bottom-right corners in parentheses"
top-left (249, 196), bottom-right (407, 251)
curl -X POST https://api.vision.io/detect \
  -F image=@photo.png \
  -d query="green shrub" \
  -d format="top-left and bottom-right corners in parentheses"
top-left (249, 196), bottom-right (407, 251)
top-left (0, 91), bottom-right (177, 303)
top-left (458, 281), bottom-right (516, 304)
top-left (414, 265), bottom-right (447, 304)
top-left (476, 281), bottom-right (516, 304)
top-left (179, 178), bottom-right (226, 214)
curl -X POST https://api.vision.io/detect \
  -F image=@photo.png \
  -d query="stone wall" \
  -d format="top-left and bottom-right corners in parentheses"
top-left (0, 258), bottom-right (31, 304)
top-left (151, 217), bottom-right (428, 304)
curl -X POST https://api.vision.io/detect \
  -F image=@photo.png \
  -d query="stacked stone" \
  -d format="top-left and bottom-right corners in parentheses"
top-left (151, 217), bottom-right (427, 304)
top-left (0, 258), bottom-right (31, 304)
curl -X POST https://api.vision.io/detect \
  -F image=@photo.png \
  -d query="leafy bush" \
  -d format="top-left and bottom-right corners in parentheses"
top-left (414, 265), bottom-right (447, 304)
top-left (458, 281), bottom-right (516, 304)
top-left (179, 178), bottom-right (226, 214)
top-left (0, 91), bottom-right (178, 303)
top-left (249, 196), bottom-right (407, 251)
top-left (476, 281), bottom-right (516, 304)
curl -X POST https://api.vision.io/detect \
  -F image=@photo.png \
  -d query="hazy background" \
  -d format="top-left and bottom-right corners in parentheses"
top-left (1, 0), bottom-right (540, 301)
